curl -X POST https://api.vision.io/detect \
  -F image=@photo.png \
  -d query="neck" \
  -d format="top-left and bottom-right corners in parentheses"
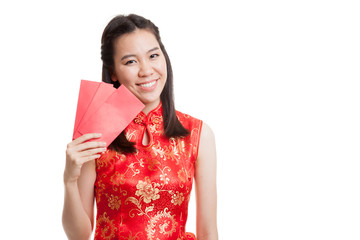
top-left (142, 100), bottom-right (160, 115)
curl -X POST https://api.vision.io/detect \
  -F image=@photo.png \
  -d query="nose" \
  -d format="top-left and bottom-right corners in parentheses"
top-left (138, 60), bottom-right (154, 77)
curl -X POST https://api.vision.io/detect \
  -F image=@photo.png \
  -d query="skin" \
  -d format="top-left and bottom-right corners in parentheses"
top-left (62, 29), bottom-right (218, 240)
top-left (111, 29), bottom-right (167, 115)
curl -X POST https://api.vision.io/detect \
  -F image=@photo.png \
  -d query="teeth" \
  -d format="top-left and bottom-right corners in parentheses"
top-left (140, 81), bottom-right (156, 88)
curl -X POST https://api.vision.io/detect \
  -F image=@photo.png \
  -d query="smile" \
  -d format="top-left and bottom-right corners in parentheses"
top-left (137, 79), bottom-right (158, 89)
top-left (140, 81), bottom-right (156, 88)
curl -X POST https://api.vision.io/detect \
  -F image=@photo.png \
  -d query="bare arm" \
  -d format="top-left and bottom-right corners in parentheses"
top-left (62, 133), bottom-right (106, 240)
top-left (195, 123), bottom-right (218, 240)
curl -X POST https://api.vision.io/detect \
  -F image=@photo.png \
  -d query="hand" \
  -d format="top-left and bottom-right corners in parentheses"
top-left (64, 133), bottom-right (106, 183)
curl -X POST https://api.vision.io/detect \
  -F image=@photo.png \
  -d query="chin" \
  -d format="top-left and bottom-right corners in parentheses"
top-left (139, 92), bottom-right (162, 103)
top-left (142, 99), bottom-right (160, 105)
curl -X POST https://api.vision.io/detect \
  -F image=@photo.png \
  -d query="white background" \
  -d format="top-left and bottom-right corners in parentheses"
top-left (0, 0), bottom-right (359, 239)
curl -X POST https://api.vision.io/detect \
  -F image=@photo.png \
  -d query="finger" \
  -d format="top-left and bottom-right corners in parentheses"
top-left (73, 141), bottom-right (107, 152)
top-left (68, 133), bottom-right (102, 148)
top-left (78, 154), bottom-right (102, 165)
top-left (78, 147), bottom-right (107, 158)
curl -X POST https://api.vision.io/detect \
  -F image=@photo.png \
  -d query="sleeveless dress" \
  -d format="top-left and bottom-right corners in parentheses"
top-left (94, 103), bottom-right (202, 240)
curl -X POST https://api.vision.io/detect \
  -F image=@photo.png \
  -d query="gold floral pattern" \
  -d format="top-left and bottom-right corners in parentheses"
top-left (146, 208), bottom-right (178, 240)
top-left (95, 212), bottom-right (117, 240)
top-left (160, 172), bottom-right (170, 185)
top-left (106, 194), bottom-right (121, 210)
top-left (171, 191), bottom-right (185, 206)
top-left (94, 103), bottom-right (202, 240)
top-left (177, 168), bottom-right (189, 183)
top-left (110, 172), bottom-right (126, 185)
top-left (135, 177), bottom-right (161, 204)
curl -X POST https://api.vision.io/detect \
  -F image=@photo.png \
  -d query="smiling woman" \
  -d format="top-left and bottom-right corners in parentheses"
top-left (62, 14), bottom-right (218, 240)
top-left (100, 14), bottom-right (190, 154)
top-left (110, 29), bottom-right (167, 114)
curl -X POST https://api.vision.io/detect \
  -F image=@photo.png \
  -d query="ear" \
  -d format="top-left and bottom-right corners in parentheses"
top-left (110, 68), bottom-right (118, 83)
top-left (111, 73), bottom-right (118, 83)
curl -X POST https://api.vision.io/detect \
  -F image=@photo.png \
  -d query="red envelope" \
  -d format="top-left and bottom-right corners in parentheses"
top-left (73, 80), bottom-right (144, 146)
top-left (73, 81), bottom-right (116, 136)
top-left (73, 80), bottom-right (101, 136)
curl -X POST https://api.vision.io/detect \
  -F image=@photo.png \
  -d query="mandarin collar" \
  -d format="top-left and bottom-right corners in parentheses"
top-left (134, 102), bottom-right (163, 126)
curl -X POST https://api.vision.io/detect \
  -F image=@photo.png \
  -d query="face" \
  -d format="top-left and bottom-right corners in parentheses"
top-left (111, 29), bottom-right (167, 114)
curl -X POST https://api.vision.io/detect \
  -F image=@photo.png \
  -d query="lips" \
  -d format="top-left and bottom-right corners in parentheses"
top-left (136, 79), bottom-right (158, 91)
top-left (139, 81), bottom-right (156, 88)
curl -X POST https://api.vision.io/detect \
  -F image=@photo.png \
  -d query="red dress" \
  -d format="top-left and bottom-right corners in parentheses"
top-left (94, 103), bottom-right (202, 240)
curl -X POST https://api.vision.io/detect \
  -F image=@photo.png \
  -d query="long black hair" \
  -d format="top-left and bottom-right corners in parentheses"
top-left (101, 14), bottom-right (189, 153)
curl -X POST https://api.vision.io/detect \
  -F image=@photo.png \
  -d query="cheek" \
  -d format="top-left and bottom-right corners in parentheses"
top-left (117, 67), bottom-right (138, 86)
top-left (156, 59), bottom-right (168, 79)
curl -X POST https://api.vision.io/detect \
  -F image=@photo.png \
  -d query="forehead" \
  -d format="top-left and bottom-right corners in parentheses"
top-left (113, 29), bottom-right (160, 55)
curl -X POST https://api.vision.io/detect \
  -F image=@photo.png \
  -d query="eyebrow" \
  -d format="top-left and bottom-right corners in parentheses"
top-left (121, 47), bottom-right (160, 61)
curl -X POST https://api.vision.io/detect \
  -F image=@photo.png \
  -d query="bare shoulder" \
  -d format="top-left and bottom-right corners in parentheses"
top-left (199, 122), bottom-right (215, 147)
top-left (197, 122), bottom-right (216, 167)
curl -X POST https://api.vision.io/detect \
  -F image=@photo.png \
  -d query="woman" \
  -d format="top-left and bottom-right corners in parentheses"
top-left (63, 14), bottom-right (218, 240)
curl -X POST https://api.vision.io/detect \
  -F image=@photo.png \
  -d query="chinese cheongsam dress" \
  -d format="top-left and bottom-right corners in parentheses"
top-left (94, 103), bottom-right (202, 240)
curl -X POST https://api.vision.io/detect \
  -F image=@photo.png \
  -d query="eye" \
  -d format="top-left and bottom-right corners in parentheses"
top-left (150, 53), bottom-right (159, 59)
top-left (125, 59), bottom-right (136, 65)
